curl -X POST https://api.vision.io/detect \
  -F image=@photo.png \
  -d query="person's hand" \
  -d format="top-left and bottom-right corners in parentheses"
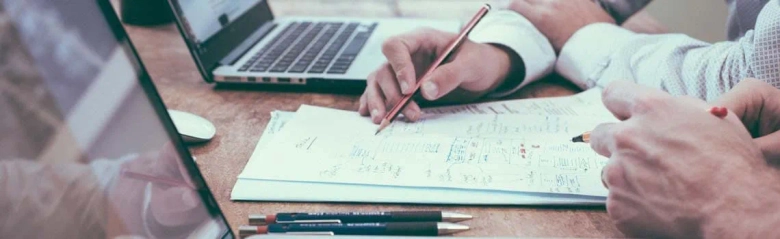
top-left (715, 78), bottom-right (780, 161)
top-left (590, 80), bottom-right (780, 238)
top-left (358, 28), bottom-right (516, 124)
top-left (509, 0), bottom-right (615, 52)
top-left (113, 143), bottom-right (209, 238)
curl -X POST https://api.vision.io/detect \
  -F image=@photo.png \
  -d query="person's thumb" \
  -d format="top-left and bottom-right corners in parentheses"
top-left (756, 131), bottom-right (780, 163)
top-left (419, 62), bottom-right (472, 100)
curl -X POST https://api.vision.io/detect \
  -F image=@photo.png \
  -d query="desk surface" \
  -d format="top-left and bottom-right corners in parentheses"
top-left (120, 1), bottom-right (665, 237)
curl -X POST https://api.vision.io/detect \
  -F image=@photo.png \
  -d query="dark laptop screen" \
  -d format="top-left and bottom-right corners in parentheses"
top-left (177, 0), bottom-right (262, 43)
top-left (168, 0), bottom-right (274, 82)
top-left (0, 0), bottom-right (231, 238)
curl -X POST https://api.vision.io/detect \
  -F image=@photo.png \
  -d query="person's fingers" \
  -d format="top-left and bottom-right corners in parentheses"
top-left (713, 78), bottom-right (766, 130)
top-left (419, 61), bottom-right (473, 100)
top-left (508, 0), bottom-right (536, 18)
top-left (714, 78), bottom-right (780, 137)
top-left (374, 64), bottom-right (422, 121)
top-left (756, 131), bottom-right (780, 162)
top-left (382, 28), bottom-right (452, 95)
top-left (382, 37), bottom-right (416, 94)
top-left (375, 64), bottom-right (403, 106)
top-left (601, 157), bottom-right (627, 190)
top-left (402, 102), bottom-right (422, 122)
top-left (601, 166), bottom-right (608, 189)
top-left (589, 122), bottom-right (618, 157)
top-left (358, 93), bottom-right (369, 116)
top-left (364, 78), bottom-right (387, 124)
top-left (601, 80), bottom-right (669, 120)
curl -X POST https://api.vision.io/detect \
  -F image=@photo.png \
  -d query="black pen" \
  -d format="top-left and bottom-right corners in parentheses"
top-left (249, 211), bottom-right (472, 225)
top-left (239, 222), bottom-right (469, 237)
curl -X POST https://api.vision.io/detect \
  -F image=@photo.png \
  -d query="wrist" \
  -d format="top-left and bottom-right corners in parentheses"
top-left (485, 43), bottom-right (525, 94)
top-left (556, 21), bottom-right (616, 53)
top-left (701, 172), bottom-right (780, 238)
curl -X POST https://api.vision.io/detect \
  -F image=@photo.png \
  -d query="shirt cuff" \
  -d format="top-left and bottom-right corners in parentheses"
top-left (467, 10), bottom-right (556, 98)
top-left (556, 23), bottom-right (637, 89)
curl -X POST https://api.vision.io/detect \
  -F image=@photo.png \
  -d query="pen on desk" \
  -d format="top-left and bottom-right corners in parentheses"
top-left (571, 106), bottom-right (730, 143)
top-left (374, 4), bottom-right (491, 135)
top-left (248, 211), bottom-right (472, 225)
top-left (238, 222), bottom-right (469, 237)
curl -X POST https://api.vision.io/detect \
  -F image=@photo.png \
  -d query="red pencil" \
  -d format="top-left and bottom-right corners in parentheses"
top-left (375, 4), bottom-right (492, 135)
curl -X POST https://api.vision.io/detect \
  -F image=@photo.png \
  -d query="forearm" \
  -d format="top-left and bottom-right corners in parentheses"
top-left (437, 43), bottom-right (525, 103)
top-left (468, 9), bottom-right (555, 98)
top-left (702, 184), bottom-right (780, 238)
top-left (557, 23), bottom-right (779, 101)
top-left (559, 0), bottom-right (780, 101)
top-left (594, 0), bottom-right (653, 24)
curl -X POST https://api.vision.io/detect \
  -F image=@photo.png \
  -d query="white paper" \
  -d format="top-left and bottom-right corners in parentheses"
top-left (232, 111), bottom-right (605, 204)
top-left (422, 89), bottom-right (609, 117)
top-left (231, 178), bottom-right (606, 205)
top-left (240, 110), bottom-right (295, 173)
top-left (240, 90), bottom-right (616, 197)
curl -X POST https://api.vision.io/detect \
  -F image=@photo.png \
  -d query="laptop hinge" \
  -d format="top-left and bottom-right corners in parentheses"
top-left (219, 22), bottom-right (277, 66)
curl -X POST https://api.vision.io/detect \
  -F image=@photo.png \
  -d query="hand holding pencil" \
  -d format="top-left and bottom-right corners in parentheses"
top-left (374, 4), bottom-right (492, 134)
top-left (358, 4), bottom-right (522, 131)
top-left (571, 106), bottom-right (729, 143)
top-left (580, 80), bottom-right (780, 238)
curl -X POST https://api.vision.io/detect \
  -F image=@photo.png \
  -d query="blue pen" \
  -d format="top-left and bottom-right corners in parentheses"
top-left (239, 222), bottom-right (469, 237)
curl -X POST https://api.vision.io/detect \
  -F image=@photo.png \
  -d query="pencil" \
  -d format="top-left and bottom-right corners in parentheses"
top-left (375, 4), bottom-right (492, 135)
top-left (571, 106), bottom-right (729, 143)
top-left (571, 131), bottom-right (590, 143)
top-left (121, 168), bottom-right (193, 189)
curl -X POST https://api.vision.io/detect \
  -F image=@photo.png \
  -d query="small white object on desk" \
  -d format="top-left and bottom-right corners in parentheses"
top-left (167, 109), bottom-right (216, 143)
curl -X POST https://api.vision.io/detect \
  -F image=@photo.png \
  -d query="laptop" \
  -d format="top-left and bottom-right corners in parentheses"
top-left (0, 0), bottom-right (233, 238)
top-left (166, 0), bottom-right (460, 89)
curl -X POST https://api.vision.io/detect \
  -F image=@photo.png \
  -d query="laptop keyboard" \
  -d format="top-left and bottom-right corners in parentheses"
top-left (238, 21), bottom-right (377, 75)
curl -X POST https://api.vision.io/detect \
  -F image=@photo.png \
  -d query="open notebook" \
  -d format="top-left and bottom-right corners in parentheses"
top-left (232, 89), bottom-right (617, 205)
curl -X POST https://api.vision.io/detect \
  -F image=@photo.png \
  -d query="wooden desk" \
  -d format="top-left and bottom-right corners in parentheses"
top-left (121, 1), bottom-right (665, 237)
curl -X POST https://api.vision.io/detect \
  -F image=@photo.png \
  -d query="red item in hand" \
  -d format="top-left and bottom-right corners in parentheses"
top-left (709, 106), bottom-right (728, 118)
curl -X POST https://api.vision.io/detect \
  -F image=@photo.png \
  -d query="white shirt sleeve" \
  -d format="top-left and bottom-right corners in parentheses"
top-left (555, 23), bottom-right (636, 90)
top-left (556, 0), bottom-right (780, 101)
top-left (467, 10), bottom-right (556, 98)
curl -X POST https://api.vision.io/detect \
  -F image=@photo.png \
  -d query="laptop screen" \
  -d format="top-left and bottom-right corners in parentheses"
top-left (177, 0), bottom-right (262, 43)
top-left (0, 0), bottom-right (231, 238)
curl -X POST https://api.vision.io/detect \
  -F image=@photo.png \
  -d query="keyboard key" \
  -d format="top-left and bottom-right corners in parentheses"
top-left (275, 24), bottom-right (324, 70)
top-left (327, 69), bottom-right (347, 74)
top-left (329, 64), bottom-right (349, 70)
top-left (308, 68), bottom-right (326, 73)
top-left (289, 65), bottom-right (308, 73)
top-left (337, 55), bottom-right (355, 62)
top-left (253, 63), bottom-right (271, 68)
top-left (341, 37), bottom-right (370, 55)
top-left (270, 66), bottom-right (290, 72)
top-left (250, 67), bottom-right (267, 72)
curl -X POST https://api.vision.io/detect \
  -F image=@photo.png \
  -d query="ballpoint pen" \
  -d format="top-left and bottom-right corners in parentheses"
top-left (248, 211), bottom-right (472, 225)
top-left (374, 4), bottom-right (492, 135)
top-left (238, 222), bottom-right (469, 237)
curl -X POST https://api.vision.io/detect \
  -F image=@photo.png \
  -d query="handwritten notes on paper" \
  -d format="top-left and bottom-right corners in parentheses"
top-left (422, 89), bottom-right (610, 117)
top-left (239, 90), bottom-right (617, 197)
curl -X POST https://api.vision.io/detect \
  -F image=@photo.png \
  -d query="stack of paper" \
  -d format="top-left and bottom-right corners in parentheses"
top-left (232, 89), bottom-right (617, 205)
